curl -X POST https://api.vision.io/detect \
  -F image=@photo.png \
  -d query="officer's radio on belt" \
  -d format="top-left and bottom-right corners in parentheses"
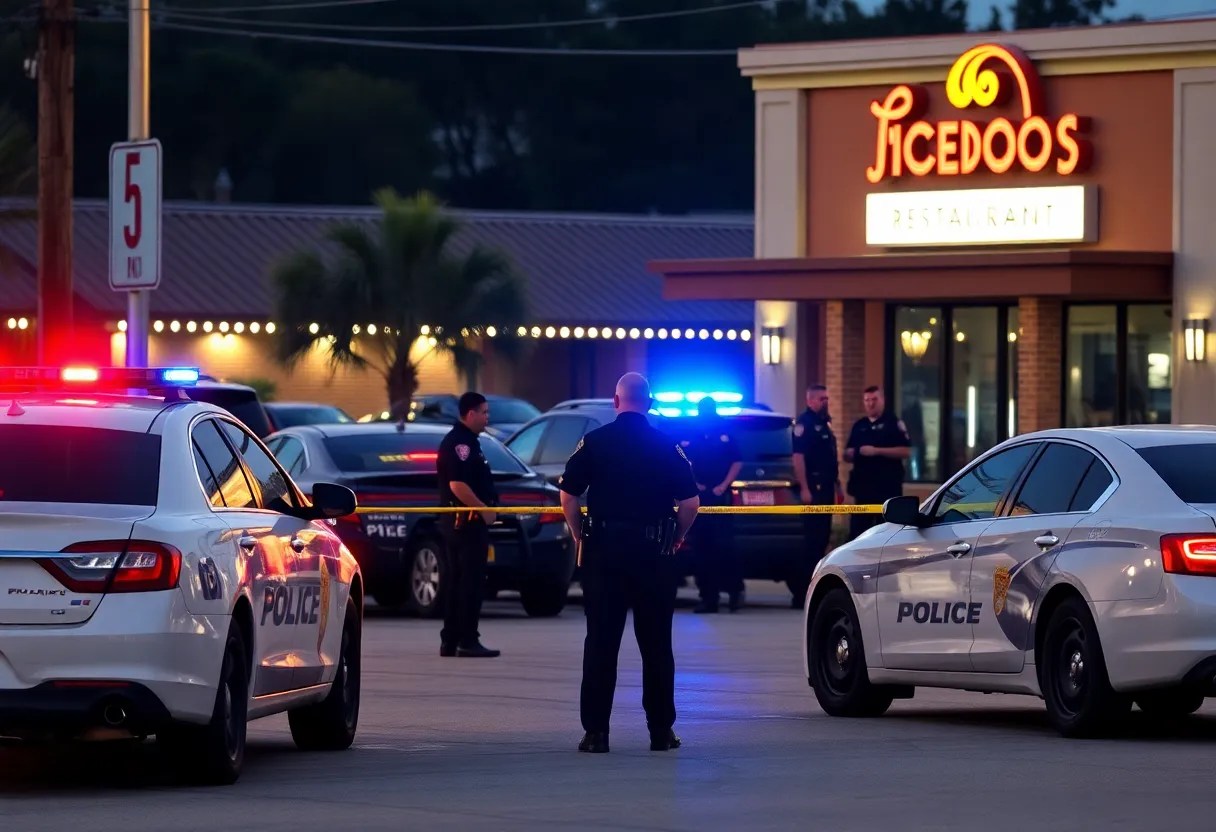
top-left (578, 514), bottom-right (679, 566)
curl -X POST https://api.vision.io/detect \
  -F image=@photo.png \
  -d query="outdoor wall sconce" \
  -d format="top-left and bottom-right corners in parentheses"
top-left (901, 330), bottom-right (932, 361)
top-left (1185, 318), bottom-right (1209, 362)
top-left (761, 326), bottom-right (784, 365)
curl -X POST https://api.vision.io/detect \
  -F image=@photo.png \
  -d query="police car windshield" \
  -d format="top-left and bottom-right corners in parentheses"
top-left (1136, 443), bottom-right (1216, 504)
top-left (324, 432), bottom-right (530, 475)
top-left (660, 414), bottom-right (793, 460)
top-left (0, 425), bottom-right (161, 505)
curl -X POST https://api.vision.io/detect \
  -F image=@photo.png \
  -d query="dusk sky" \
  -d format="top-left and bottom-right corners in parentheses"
top-left (864, 0), bottom-right (1216, 28)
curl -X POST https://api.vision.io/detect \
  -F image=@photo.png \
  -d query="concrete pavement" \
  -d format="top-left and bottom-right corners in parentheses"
top-left (3, 582), bottom-right (1216, 830)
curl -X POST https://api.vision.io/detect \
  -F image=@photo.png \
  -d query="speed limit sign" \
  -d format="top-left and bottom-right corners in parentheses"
top-left (108, 139), bottom-right (162, 291)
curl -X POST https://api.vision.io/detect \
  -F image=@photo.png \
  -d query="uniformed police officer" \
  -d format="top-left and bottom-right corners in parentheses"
top-left (790, 384), bottom-right (843, 608)
top-left (558, 373), bottom-right (700, 754)
top-left (436, 392), bottom-right (501, 659)
top-left (844, 385), bottom-right (911, 540)
top-left (684, 396), bottom-right (744, 614)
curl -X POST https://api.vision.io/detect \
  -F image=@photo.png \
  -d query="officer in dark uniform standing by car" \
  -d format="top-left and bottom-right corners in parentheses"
top-left (844, 385), bottom-right (911, 541)
top-left (558, 373), bottom-right (700, 754)
top-left (791, 384), bottom-right (843, 608)
top-left (436, 392), bottom-right (500, 658)
top-left (685, 396), bottom-right (744, 614)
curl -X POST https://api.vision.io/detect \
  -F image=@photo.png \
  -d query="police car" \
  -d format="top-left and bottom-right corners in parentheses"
top-left (0, 367), bottom-right (363, 784)
top-left (804, 426), bottom-right (1216, 737)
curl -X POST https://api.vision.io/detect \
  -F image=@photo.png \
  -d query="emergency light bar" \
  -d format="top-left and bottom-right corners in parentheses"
top-left (0, 366), bottom-right (201, 393)
top-left (653, 391), bottom-right (744, 404)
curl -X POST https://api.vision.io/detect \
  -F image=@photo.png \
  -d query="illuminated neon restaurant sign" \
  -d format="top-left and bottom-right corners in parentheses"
top-left (865, 44), bottom-right (1092, 184)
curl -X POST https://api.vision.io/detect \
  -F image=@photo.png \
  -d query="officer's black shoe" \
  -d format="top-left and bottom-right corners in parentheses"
top-left (456, 641), bottom-right (501, 658)
top-left (728, 591), bottom-right (745, 612)
top-left (578, 732), bottom-right (609, 753)
top-left (693, 601), bottom-right (719, 614)
top-left (440, 642), bottom-right (457, 657)
top-left (650, 730), bottom-right (681, 751)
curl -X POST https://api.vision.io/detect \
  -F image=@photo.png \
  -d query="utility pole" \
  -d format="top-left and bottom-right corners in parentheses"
top-left (36, 0), bottom-right (75, 365)
top-left (125, 0), bottom-right (151, 368)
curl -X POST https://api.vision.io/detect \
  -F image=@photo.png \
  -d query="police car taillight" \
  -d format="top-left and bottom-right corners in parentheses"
top-left (37, 540), bottom-right (183, 593)
top-left (1161, 534), bottom-right (1216, 576)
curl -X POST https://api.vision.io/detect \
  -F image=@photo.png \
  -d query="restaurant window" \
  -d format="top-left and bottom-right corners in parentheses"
top-left (1065, 304), bottom-right (1171, 427)
top-left (890, 304), bottom-right (1018, 483)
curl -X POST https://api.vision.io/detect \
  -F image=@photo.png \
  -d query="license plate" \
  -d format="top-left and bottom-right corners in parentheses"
top-left (742, 490), bottom-right (775, 506)
top-left (487, 545), bottom-right (495, 563)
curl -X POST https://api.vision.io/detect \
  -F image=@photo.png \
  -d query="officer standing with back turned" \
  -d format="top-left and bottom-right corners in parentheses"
top-left (436, 392), bottom-right (501, 658)
top-left (790, 384), bottom-right (843, 609)
top-left (558, 373), bottom-right (700, 754)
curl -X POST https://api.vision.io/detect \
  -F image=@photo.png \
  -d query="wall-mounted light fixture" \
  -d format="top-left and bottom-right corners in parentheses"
top-left (761, 326), bottom-right (784, 365)
top-left (1185, 318), bottom-right (1209, 362)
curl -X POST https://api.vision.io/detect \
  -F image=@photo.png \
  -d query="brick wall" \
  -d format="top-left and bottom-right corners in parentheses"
top-left (1017, 297), bottom-right (1063, 434)
top-left (825, 300), bottom-right (867, 432)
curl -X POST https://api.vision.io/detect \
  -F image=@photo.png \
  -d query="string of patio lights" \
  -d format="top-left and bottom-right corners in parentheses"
top-left (93, 320), bottom-right (754, 342)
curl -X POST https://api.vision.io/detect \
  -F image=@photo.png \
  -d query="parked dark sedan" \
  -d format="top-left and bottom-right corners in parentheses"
top-left (264, 422), bottom-right (576, 618)
top-left (265, 401), bottom-right (355, 430)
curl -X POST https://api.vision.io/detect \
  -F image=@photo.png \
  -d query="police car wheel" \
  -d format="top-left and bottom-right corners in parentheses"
top-left (405, 538), bottom-right (446, 618)
top-left (1040, 596), bottom-right (1131, 737)
top-left (289, 602), bottom-right (361, 751)
top-left (1134, 687), bottom-right (1205, 721)
top-left (808, 587), bottom-right (893, 718)
top-left (159, 623), bottom-right (248, 785)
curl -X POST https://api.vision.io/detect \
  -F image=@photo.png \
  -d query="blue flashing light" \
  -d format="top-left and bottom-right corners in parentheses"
top-left (160, 368), bottom-right (200, 384)
top-left (0, 366), bottom-right (202, 392)
top-left (652, 390), bottom-right (743, 406)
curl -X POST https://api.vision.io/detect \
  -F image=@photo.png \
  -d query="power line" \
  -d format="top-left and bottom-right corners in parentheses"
top-left (162, 0), bottom-right (402, 13)
top-left (85, 18), bottom-right (742, 55)
top-left (161, 0), bottom-right (774, 32)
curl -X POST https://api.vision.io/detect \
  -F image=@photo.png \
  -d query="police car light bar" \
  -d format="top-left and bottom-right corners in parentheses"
top-left (0, 366), bottom-right (201, 392)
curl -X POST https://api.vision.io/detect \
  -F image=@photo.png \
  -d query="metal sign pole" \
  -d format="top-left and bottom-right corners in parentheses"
top-left (124, 0), bottom-right (150, 368)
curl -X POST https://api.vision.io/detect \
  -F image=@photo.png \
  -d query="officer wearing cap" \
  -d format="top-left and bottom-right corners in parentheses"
top-left (684, 396), bottom-right (744, 614)
top-left (790, 384), bottom-right (843, 608)
top-left (558, 373), bottom-right (700, 754)
top-left (436, 392), bottom-right (500, 659)
top-left (844, 385), bottom-right (911, 540)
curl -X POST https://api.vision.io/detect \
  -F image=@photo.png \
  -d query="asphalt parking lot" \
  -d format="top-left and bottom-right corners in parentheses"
top-left (4, 581), bottom-right (1216, 831)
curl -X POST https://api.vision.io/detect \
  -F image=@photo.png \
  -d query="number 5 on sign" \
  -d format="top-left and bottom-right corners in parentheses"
top-left (108, 139), bottom-right (162, 291)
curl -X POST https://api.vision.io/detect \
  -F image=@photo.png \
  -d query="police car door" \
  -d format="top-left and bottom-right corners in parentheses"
top-left (969, 441), bottom-right (1103, 673)
top-left (876, 442), bottom-right (1039, 672)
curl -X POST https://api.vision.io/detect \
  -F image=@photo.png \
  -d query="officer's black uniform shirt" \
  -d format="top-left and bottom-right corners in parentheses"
top-left (683, 418), bottom-right (742, 493)
top-left (558, 411), bottom-right (699, 522)
top-left (792, 408), bottom-right (838, 485)
top-left (845, 411), bottom-right (910, 500)
top-left (437, 422), bottom-right (497, 508)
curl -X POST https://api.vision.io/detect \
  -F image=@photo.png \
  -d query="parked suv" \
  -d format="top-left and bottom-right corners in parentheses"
top-left (504, 399), bottom-right (803, 595)
top-left (184, 379), bottom-right (274, 438)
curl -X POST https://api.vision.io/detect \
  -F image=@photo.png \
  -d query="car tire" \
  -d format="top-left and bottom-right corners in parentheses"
top-left (288, 602), bottom-right (361, 751)
top-left (807, 587), bottom-right (894, 718)
top-left (159, 623), bottom-right (248, 785)
top-left (405, 537), bottom-right (447, 618)
top-left (1040, 596), bottom-right (1132, 738)
top-left (520, 577), bottom-right (569, 617)
top-left (1135, 687), bottom-right (1205, 721)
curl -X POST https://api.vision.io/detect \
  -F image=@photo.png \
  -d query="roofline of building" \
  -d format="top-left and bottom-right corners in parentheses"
top-left (739, 18), bottom-right (1216, 89)
top-left (0, 197), bottom-right (754, 230)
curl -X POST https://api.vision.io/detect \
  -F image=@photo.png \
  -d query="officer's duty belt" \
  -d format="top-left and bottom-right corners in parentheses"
top-left (592, 519), bottom-right (663, 540)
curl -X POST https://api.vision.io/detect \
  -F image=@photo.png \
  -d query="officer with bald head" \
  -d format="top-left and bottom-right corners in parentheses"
top-left (558, 372), bottom-right (701, 754)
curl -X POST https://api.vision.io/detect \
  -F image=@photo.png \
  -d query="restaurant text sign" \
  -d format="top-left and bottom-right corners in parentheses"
top-left (865, 44), bottom-right (1092, 184)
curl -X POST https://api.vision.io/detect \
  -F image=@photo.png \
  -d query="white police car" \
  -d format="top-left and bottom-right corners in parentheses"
top-left (805, 427), bottom-right (1216, 737)
top-left (0, 366), bottom-right (363, 783)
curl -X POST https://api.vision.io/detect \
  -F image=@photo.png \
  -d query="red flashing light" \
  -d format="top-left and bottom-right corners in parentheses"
top-left (62, 367), bottom-right (99, 382)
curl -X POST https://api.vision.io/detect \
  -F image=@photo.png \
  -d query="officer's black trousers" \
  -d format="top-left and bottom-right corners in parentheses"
top-left (580, 534), bottom-right (677, 737)
top-left (440, 520), bottom-right (489, 648)
top-left (694, 499), bottom-right (741, 602)
top-left (792, 484), bottom-right (834, 603)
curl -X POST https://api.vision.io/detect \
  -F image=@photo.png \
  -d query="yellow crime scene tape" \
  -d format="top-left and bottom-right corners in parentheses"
top-left (354, 504), bottom-right (885, 515)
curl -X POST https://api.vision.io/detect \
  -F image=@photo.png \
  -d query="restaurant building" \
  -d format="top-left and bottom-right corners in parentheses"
top-left (652, 20), bottom-right (1216, 488)
top-left (0, 201), bottom-right (754, 416)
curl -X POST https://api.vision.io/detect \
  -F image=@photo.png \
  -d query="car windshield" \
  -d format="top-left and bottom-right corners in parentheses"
top-left (0, 425), bottom-right (161, 505)
top-left (660, 414), bottom-right (794, 460)
top-left (186, 387), bottom-right (273, 438)
top-left (271, 405), bottom-right (353, 428)
top-left (1135, 443), bottom-right (1216, 503)
top-left (489, 399), bottom-right (541, 425)
top-left (323, 432), bottom-right (530, 474)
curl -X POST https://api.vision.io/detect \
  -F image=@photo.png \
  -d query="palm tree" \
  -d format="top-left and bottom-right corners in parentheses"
top-left (271, 189), bottom-right (527, 419)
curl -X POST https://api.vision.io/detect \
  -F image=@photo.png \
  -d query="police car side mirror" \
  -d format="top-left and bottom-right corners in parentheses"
top-left (310, 482), bottom-right (357, 520)
top-left (883, 495), bottom-right (927, 528)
